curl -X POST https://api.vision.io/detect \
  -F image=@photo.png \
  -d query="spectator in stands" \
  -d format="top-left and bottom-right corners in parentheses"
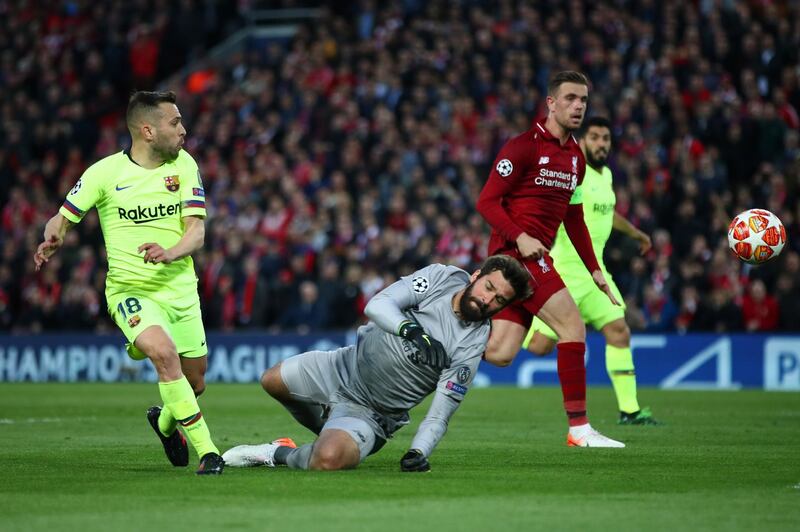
top-left (692, 287), bottom-right (743, 333)
top-left (277, 280), bottom-right (328, 333)
top-left (741, 279), bottom-right (780, 332)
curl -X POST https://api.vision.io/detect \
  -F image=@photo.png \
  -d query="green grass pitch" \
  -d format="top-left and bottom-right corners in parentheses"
top-left (2, 383), bottom-right (799, 531)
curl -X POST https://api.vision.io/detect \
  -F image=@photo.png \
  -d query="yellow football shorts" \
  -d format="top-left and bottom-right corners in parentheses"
top-left (108, 293), bottom-right (207, 360)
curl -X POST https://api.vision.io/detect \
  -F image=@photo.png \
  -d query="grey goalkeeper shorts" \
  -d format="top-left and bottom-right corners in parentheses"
top-left (279, 346), bottom-right (354, 405)
top-left (279, 346), bottom-right (389, 460)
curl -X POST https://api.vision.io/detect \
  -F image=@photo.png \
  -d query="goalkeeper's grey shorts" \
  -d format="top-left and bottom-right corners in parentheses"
top-left (279, 346), bottom-right (354, 406)
top-left (279, 345), bottom-right (389, 460)
top-left (323, 401), bottom-right (387, 462)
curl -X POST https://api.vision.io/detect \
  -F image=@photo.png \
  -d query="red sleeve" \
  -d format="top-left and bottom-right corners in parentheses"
top-left (563, 203), bottom-right (601, 273)
top-left (476, 136), bottom-right (529, 242)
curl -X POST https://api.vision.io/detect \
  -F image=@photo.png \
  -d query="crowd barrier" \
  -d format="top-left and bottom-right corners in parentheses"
top-left (0, 333), bottom-right (798, 391)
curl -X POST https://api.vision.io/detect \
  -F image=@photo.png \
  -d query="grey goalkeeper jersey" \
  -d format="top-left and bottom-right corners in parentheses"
top-left (339, 264), bottom-right (490, 455)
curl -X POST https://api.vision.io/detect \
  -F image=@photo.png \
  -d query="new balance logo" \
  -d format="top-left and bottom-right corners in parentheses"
top-left (538, 257), bottom-right (550, 273)
top-left (538, 156), bottom-right (549, 164)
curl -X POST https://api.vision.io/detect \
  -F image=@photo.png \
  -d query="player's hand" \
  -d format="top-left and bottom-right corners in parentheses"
top-left (516, 233), bottom-right (548, 260)
top-left (138, 243), bottom-right (175, 265)
top-left (399, 322), bottom-right (451, 370)
top-left (34, 235), bottom-right (63, 271)
top-left (400, 449), bottom-right (430, 472)
top-left (592, 270), bottom-right (620, 306)
top-left (635, 230), bottom-right (652, 255)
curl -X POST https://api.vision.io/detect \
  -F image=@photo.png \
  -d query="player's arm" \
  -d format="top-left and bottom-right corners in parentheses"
top-left (612, 212), bottom-right (652, 254)
top-left (400, 390), bottom-right (460, 472)
top-left (402, 348), bottom-right (481, 472)
top-left (139, 215), bottom-right (205, 265)
top-left (34, 214), bottom-right (74, 271)
top-left (476, 138), bottom-right (547, 258)
top-left (365, 265), bottom-right (450, 369)
top-left (36, 169), bottom-right (101, 271)
top-left (563, 203), bottom-right (619, 305)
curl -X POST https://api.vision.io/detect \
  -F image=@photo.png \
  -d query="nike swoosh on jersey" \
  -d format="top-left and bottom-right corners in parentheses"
top-left (115, 185), bottom-right (133, 191)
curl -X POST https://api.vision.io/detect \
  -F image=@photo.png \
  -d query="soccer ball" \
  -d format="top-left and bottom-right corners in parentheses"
top-left (727, 208), bottom-right (787, 264)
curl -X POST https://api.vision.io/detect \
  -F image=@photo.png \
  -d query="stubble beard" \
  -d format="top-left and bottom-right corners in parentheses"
top-left (458, 282), bottom-right (490, 322)
top-left (152, 140), bottom-right (180, 163)
top-left (586, 149), bottom-right (607, 168)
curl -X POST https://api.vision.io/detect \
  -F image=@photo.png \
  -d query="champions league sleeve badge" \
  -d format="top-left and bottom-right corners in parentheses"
top-left (496, 159), bottom-right (513, 177)
top-left (411, 276), bottom-right (429, 293)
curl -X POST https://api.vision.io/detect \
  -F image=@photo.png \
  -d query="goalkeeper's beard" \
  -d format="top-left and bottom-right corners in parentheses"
top-left (458, 282), bottom-right (490, 322)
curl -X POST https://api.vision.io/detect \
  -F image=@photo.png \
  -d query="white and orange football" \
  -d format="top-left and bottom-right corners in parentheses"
top-left (727, 208), bottom-right (787, 264)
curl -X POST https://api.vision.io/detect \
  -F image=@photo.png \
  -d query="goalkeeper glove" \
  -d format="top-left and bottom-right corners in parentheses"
top-left (398, 321), bottom-right (450, 370)
top-left (400, 449), bottom-right (430, 472)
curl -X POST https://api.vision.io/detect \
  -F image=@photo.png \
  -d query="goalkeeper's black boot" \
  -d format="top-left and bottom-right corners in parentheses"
top-left (196, 452), bottom-right (225, 475)
top-left (147, 406), bottom-right (189, 466)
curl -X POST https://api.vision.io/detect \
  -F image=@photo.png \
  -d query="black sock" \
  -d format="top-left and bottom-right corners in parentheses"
top-left (274, 445), bottom-right (292, 465)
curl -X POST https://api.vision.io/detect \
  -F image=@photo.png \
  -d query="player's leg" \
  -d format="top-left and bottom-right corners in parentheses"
top-left (484, 302), bottom-right (532, 366)
top-left (180, 356), bottom-right (207, 397)
top-left (518, 256), bottom-right (588, 427)
top-left (156, 303), bottom-right (209, 442)
top-left (142, 299), bottom-right (221, 473)
top-left (308, 428), bottom-right (363, 471)
top-left (224, 412), bottom-right (378, 471)
top-left (261, 363), bottom-right (327, 434)
top-left (298, 410), bottom-right (378, 471)
top-left (534, 287), bottom-right (588, 424)
top-left (599, 318), bottom-right (658, 425)
top-left (600, 319), bottom-right (640, 413)
top-left (523, 316), bottom-right (558, 356)
top-left (262, 347), bottom-right (353, 434)
top-left (531, 275), bottom-right (623, 447)
top-left (109, 294), bottom-right (189, 467)
top-left (582, 276), bottom-right (658, 425)
top-left (135, 326), bottom-right (221, 472)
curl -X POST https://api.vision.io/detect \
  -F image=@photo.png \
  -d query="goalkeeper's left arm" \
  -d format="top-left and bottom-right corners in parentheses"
top-left (400, 390), bottom-right (460, 472)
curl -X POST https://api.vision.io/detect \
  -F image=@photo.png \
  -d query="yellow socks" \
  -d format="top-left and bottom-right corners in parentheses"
top-left (605, 345), bottom-right (640, 414)
top-left (157, 406), bottom-right (178, 436)
top-left (158, 376), bottom-right (218, 458)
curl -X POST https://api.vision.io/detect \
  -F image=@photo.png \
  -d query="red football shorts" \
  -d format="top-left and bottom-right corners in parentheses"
top-left (492, 252), bottom-right (566, 327)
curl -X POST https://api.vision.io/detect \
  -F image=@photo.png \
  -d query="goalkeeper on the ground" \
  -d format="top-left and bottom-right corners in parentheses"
top-left (222, 255), bottom-right (530, 471)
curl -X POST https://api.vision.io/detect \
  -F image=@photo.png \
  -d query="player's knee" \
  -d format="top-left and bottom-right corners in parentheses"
top-left (150, 341), bottom-right (178, 362)
top-left (606, 322), bottom-right (630, 347)
top-left (260, 366), bottom-right (284, 397)
top-left (143, 341), bottom-right (181, 378)
top-left (527, 340), bottom-right (554, 357)
top-left (557, 316), bottom-right (586, 343)
top-left (483, 348), bottom-right (515, 367)
top-left (309, 444), bottom-right (353, 471)
top-left (484, 337), bottom-right (516, 367)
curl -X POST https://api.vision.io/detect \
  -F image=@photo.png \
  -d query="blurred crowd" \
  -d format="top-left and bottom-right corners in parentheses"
top-left (2, 0), bottom-right (800, 335)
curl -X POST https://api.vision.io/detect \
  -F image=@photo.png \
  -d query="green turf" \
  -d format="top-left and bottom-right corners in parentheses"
top-left (1, 384), bottom-right (798, 532)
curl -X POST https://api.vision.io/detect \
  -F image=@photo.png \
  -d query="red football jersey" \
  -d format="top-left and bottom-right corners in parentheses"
top-left (477, 118), bottom-right (587, 255)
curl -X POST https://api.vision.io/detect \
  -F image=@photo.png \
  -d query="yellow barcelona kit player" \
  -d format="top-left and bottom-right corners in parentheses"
top-left (59, 149), bottom-right (207, 358)
top-left (526, 163), bottom-right (625, 341)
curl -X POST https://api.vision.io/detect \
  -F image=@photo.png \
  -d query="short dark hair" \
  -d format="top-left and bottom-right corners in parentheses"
top-left (478, 255), bottom-right (532, 302)
top-left (581, 116), bottom-right (612, 137)
top-left (126, 90), bottom-right (177, 127)
top-left (547, 71), bottom-right (589, 96)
